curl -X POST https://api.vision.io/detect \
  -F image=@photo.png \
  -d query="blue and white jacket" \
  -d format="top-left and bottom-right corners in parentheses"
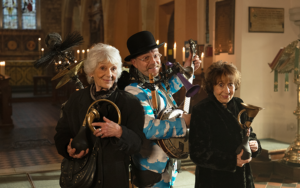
top-left (125, 75), bottom-right (187, 174)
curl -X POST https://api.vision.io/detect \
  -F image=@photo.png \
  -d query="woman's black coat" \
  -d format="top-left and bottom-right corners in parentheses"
top-left (189, 94), bottom-right (261, 188)
top-left (54, 87), bottom-right (145, 188)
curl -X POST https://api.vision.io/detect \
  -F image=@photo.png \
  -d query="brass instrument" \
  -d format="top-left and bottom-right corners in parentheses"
top-left (71, 99), bottom-right (121, 153)
top-left (237, 103), bottom-right (264, 129)
top-left (236, 103), bottom-right (264, 160)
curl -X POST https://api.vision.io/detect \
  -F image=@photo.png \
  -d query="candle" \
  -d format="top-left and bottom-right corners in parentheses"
top-left (77, 50), bottom-right (80, 60)
top-left (59, 61), bottom-right (61, 64)
top-left (41, 48), bottom-right (44, 57)
top-left (156, 40), bottom-right (159, 45)
top-left (164, 43), bottom-right (167, 57)
top-left (0, 61), bottom-right (5, 76)
top-left (182, 47), bottom-right (185, 62)
top-left (82, 49), bottom-right (85, 59)
top-left (173, 42), bottom-right (176, 60)
top-left (38, 38), bottom-right (41, 57)
top-left (201, 52), bottom-right (204, 69)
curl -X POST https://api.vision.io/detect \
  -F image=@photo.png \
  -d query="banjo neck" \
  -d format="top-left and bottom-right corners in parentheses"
top-left (183, 39), bottom-right (197, 114)
top-left (183, 63), bottom-right (194, 114)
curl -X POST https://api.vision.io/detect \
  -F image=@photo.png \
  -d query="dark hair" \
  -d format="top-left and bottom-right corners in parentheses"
top-left (203, 61), bottom-right (241, 94)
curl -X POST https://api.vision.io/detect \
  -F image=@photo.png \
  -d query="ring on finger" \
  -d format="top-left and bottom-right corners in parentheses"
top-left (98, 128), bottom-right (101, 132)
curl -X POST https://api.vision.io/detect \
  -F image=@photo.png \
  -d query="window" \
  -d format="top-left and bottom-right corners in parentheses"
top-left (3, 0), bottom-right (18, 29)
top-left (1, 0), bottom-right (38, 29)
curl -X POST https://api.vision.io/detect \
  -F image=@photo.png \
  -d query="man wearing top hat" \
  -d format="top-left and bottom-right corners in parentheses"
top-left (124, 31), bottom-right (201, 188)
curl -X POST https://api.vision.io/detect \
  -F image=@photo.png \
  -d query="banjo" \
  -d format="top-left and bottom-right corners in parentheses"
top-left (155, 39), bottom-right (199, 159)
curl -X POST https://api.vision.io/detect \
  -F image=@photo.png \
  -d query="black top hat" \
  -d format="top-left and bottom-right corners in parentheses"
top-left (124, 31), bottom-right (164, 61)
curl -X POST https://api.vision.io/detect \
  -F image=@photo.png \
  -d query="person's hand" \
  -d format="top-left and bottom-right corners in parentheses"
top-left (249, 140), bottom-right (258, 152)
top-left (236, 149), bottom-right (252, 167)
top-left (92, 116), bottom-right (123, 138)
top-left (184, 51), bottom-right (201, 71)
top-left (67, 138), bottom-right (89, 159)
top-left (182, 113), bottom-right (191, 128)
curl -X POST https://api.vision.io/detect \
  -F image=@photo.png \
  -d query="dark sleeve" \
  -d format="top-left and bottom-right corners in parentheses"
top-left (54, 100), bottom-right (75, 160)
top-left (189, 104), bottom-right (237, 172)
top-left (249, 127), bottom-right (262, 158)
top-left (111, 94), bottom-right (145, 155)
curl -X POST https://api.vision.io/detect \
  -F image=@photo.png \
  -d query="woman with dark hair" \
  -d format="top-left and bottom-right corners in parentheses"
top-left (54, 43), bottom-right (144, 188)
top-left (189, 61), bottom-right (261, 188)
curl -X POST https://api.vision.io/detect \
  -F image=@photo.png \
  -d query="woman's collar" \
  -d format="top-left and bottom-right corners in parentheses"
top-left (208, 93), bottom-right (234, 108)
top-left (90, 82), bottom-right (117, 100)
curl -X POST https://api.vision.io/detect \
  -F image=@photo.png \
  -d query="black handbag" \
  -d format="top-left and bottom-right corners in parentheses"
top-left (59, 137), bottom-right (100, 188)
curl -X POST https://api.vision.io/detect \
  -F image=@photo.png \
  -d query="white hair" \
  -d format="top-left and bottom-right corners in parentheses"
top-left (84, 43), bottom-right (123, 84)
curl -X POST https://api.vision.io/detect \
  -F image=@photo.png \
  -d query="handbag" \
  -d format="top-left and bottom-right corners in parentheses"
top-left (59, 137), bottom-right (100, 188)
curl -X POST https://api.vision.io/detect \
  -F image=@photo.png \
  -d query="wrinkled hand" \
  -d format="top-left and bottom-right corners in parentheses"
top-left (182, 113), bottom-right (191, 128)
top-left (236, 149), bottom-right (252, 167)
top-left (92, 116), bottom-right (123, 138)
top-left (249, 140), bottom-right (258, 152)
top-left (67, 138), bottom-right (89, 159)
top-left (184, 51), bottom-right (201, 71)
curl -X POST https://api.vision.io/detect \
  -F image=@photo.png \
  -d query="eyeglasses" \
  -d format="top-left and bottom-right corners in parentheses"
top-left (136, 53), bottom-right (162, 63)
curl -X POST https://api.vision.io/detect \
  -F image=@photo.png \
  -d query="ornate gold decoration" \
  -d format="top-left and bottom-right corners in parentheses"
top-left (7, 40), bottom-right (17, 50)
top-left (282, 71), bottom-right (300, 165)
top-left (6, 61), bottom-right (43, 86)
top-left (26, 40), bottom-right (36, 51)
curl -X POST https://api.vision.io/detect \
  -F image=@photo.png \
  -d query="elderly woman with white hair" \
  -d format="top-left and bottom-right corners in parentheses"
top-left (54, 43), bottom-right (144, 188)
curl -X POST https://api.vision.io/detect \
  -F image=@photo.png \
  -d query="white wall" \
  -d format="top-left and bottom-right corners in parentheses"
top-left (212, 0), bottom-right (300, 143)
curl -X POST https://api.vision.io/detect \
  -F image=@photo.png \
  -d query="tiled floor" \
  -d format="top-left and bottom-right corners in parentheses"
top-left (252, 173), bottom-right (300, 188)
top-left (180, 166), bottom-right (300, 188)
top-left (0, 101), bottom-right (300, 188)
top-left (0, 147), bottom-right (63, 169)
top-left (0, 102), bottom-right (63, 170)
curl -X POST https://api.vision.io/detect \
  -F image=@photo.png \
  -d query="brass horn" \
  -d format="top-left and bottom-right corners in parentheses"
top-left (71, 99), bottom-right (121, 154)
top-left (172, 61), bottom-right (194, 79)
top-left (237, 103), bottom-right (264, 129)
top-left (166, 61), bottom-right (200, 97)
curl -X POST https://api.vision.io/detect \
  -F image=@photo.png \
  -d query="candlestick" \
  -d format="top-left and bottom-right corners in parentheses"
top-left (77, 50), bottom-right (80, 60)
top-left (41, 48), bottom-right (44, 57)
top-left (38, 38), bottom-right (41, 58)
top-left (173, 42), bottom-right (176, 60)
top-left (82, 50), bottom-right (85, 59)
top-left (156, 40), bottom-right (159, 45)
top-left (0, 61), bottom-right (5, 76)
top-left (164, 43), bottom-right (167, 57)
top-left (201, 52), bottom-right (204, 69)
top-left (182, 47), bottom-right (185, 62)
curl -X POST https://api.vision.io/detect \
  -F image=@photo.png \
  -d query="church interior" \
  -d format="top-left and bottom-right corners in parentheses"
top-left (1, 0), bottom-right (300, 187)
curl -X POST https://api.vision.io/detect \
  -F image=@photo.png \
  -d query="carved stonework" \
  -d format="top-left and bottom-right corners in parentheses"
top-left (0, 29), bottom-right (42, 60)
top-left (88, 0), bottom-right (104, 46)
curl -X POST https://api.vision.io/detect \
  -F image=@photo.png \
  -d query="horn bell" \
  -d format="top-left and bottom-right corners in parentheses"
top-left (238, 103), bottom-right (264, 129)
